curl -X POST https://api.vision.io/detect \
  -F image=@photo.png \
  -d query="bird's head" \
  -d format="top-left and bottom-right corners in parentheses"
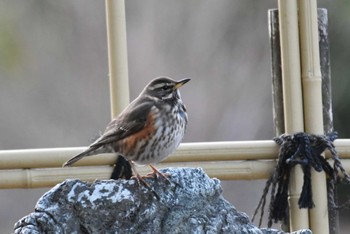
top-left (144, 77), bottom-right (190, 101)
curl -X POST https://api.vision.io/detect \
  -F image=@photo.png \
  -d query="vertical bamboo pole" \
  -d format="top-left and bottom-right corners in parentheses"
top-left (277, 0), bottom-right (309, 231)
top-left (105, 0), bottom-right (130, 118)
top-left (298, 1), bottom-right (329, 233)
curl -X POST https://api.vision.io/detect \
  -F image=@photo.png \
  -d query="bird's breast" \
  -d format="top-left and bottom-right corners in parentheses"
top-left (126, 107), bottom-right (187, 165)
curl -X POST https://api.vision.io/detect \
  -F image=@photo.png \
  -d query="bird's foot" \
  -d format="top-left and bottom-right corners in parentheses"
top-left (144, 164), bottom-right (172, 184)
top-left (132, 173), bottom-right (160, 200)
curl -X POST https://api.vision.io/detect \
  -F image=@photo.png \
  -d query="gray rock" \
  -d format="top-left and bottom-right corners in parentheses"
top-left (14, 168), bottom-right (311, 234)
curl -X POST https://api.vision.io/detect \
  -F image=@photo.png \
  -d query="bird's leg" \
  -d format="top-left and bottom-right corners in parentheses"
top-left (147, 164), bottom-right (172, 184)
top-left (130, 161), bottom-right (159, 199)
top-left (130, 161), bottom-right (150, 187)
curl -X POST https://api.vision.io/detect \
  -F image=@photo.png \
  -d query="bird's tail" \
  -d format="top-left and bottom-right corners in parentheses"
top-left (63, 145), bottom-right (112, 167)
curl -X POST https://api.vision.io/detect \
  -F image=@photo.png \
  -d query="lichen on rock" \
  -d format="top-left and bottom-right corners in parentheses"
top-left (14, 168), bottom-right (311, 234)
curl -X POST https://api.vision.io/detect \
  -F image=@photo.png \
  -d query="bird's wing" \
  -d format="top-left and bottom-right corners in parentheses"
top-left (62, 100), bottom-right (155, 167)
top-left (89, 101), bottom-right (155, 148)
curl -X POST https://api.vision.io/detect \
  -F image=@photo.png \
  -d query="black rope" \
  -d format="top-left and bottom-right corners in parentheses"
top-left (252, 132), bottom-right (350, 227)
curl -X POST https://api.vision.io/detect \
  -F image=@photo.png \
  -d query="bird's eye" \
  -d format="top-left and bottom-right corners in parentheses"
top-left (162, 85), bottom-right (170, 90)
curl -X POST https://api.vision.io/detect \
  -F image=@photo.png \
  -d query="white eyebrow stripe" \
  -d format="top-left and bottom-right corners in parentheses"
top-left (152, 83), bottom-right (166, 89)
top-left (150, 82), bottom-right (173, 90)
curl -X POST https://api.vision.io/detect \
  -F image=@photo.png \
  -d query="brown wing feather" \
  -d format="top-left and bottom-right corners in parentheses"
top-left (90, 101), bottom-right (154, 147)
top-left (63, 100), bottom-right (155, 167)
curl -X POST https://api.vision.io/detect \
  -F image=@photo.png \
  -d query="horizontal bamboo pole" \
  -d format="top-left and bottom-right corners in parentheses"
top-left (1, 140), bottom-right (350, 170)
top-left (0, 160), bottom-right (276, 189)
top-left (0, 141), bottom-right (276, 169)
top-left (2, 159), bottom-right (350, 189)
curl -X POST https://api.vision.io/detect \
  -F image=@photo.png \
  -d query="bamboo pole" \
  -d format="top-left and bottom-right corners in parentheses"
top-left (0, 141), bottom-right (277, 169)
top-left (105, 0), bottom-right (129, 117)
top-left (270, 7), bottom-right (334, 139)
top-left (1, 140), bottom-right (350, 170)
top-left (298, 1), bottom-right (329, 233)
top-left (0, 161), bottom-right (291, 189)
top-left (278, 0), bottom-right (309, 231)
top-left (2, 159), bottom-right (350, 189)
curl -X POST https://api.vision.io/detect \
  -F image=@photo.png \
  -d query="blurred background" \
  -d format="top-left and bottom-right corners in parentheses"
top-left (0, 0), bottom-right (349, 233)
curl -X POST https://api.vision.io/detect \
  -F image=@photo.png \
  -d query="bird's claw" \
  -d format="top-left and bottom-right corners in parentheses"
top-left (146, 164), bottom-right (172, 184)
top-left (132, 173), bottom-right (160, 200)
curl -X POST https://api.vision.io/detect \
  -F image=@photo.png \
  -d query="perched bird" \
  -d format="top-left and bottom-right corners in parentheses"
top-left (63, 77), bottom-right (190, 185)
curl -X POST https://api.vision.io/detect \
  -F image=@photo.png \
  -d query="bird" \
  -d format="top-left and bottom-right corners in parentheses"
top-left (63, 76), bottom-right (190, 186)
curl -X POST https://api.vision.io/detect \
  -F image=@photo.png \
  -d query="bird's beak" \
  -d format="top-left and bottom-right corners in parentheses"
top-left (174, 78), bottom-right (191, 90)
